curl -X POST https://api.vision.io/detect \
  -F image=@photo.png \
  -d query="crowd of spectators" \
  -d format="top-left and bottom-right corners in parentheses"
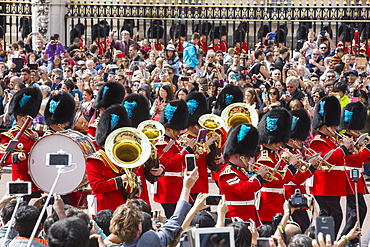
top-left (0, 26), bottom-right (369, 247)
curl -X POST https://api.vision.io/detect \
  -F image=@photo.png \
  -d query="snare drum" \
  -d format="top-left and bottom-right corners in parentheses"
top-left (29, 130), bottom-right (96, 195)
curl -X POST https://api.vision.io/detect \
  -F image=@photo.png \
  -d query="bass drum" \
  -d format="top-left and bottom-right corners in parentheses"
top-left (29, 130), bottom-right (96, 195)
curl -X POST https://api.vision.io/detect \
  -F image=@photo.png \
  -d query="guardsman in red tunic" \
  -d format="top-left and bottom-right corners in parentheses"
top-left (283, 109), bottom-right (318, 233)
top-left (180, 92), bottom-right (218, 198)
top-left (86, 105), bottom-right (132, 212)
top-left (123, 93), bottom-right (164, 207)
top-left (88, 82), bottom-right (125, 150)
top-left (208, 27), bottom-right (222, 52)
top-left (256, 108), bottom-right (299, 224)
top-left (154, 99), bottom-right (195, 218)
top-left (338, 102), bottom-right (370, 243)
top-left (1, 87), bottom-right (42, 200)
top-left (309, 95), bottom-right (353, 237)
top-left (218, 124), bottom-right (268, 226)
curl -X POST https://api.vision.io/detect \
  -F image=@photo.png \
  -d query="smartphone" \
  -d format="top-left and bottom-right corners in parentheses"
top-left (315, 217), bottom-right (335, 242)
top-left (12, 58), bottom-right (24, 72)
top-left (32, 32), bottom-right (38, 36)
top-left (206, 195), bottom-right (222, 205)
top-left (350, 168), bottom-right (360, 179)
top-left (196, 129), bottom-right (208, 142)
top-left (6, 181), bottom-right (32, 196)
top-left (28, 64), bottom-right (38, 70)
top-left (43, 196), bottom-right (55, 205)
top-left (257, 237), bottom-right (271, 247)
top-left (180, 77), bottom-right (189, 81)
top-left (46, 153), bottom-right (72, 166)
top-left (224, 218), bottom-right (233, 226)
top-left (126, 71), bottom-right (134, 75)
top-left (202, 85), bottom-right (209, 91)
top-left (268, 33), bottom-right (276, 39)
top-left (320, 31), bottom-right (326, 37)
top-left (185, 154), bottom-right (196, 171)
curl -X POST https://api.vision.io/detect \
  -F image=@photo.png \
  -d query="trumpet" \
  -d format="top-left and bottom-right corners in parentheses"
top-left (334, 131), bottom-right (356, 153)
top-left (240, 156), bottom-right (280, 182)
top-left (301, 145), bottom-right (335, 171)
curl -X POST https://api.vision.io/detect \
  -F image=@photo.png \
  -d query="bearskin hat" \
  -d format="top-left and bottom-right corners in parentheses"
top-left (258, 108), bottom-right (291, 145)
top-left (96, 104), bottom-right (131, 147)
top-left (201, 22), bottom-right (213, 36)
top-left (44, 93), bottom-right (75, 125)
top-left (290, 109), bottom-right (311, 141)
top-left (339, 101), bottom-right (367, 131)
top-left (212, 84), bottom-right (243, 116)
top-left (296, 24), bottom-right (309, 40)
top-left (159, 99), bottom-right (189, 130)
top-left (0, 26), bottom-right (4, 39)
top-left (120, 20), bottom-right (135, 37)
top-left (209, 27), bottom-right (221, 41)
top-left (220, 26), bottom-right (227, 37)
top-left (322, 26), bottom-right (333, 40)
top-left (92, 21), bottom-right (110, 40)
top-left (94, 82), bottom-right (125, 110)
top-left (8, 87), bottom-right (42, 118)
top-left (70, 23), bottom-right (85, 44)
top-left (185, 92), bottom-right (208, 127)
top-left (275, 28), bottom-right (287, 44)
top-left (257, 24), bottom-right (270, 40)
top-left (147, 24), bottom-right (164, 39)
top-left (123, 93), bottom-right (150, 128)
top-left (224, 123), bottom-right (259, 158)
top-left (234, 27), bottom-right (246, 43)
top-left (312, 96), bottom-right (341, 129)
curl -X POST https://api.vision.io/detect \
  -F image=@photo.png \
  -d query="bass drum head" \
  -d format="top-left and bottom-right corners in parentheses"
top-left (29, 134), bottom-right (86, 195)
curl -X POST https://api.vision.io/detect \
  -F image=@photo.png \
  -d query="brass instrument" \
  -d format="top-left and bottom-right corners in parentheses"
top-left (279, 150), bottom-right (311, 172)
top-left (198, 114), bottom-right (224, 149)
top-left (301, 145), bottom-right (335, 171)
top-left (221, 103), bottom-right (259, 130)
top-left (355, 133), bottom-right (370, 152)
top-left (105, 127), bottom-right (152, 192)
top-left (240, 156), bottom-right (280, 182)
top-left (334, 131), bottom-right (356, 152)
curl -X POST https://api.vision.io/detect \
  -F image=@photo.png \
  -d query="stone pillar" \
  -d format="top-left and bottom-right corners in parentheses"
top-left (32, 0), bottom-right (67, 42)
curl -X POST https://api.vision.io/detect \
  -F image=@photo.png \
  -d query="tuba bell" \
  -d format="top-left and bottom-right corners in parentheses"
top-left (221, 103), bottom-right (259, 130)
top-left (105, 127), bottom-right (152, 191)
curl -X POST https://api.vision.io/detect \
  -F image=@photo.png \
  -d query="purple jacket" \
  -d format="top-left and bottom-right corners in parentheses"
top-left (111, 39), bottom-right (137, 56)
top-left (45, 43), bottom-right (66, 61)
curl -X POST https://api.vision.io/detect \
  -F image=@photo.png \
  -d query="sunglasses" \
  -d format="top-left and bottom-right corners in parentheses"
top-left (327, 75), bottom-right (335, 78)
top-left (64, 70), bottom-right (71, 72)
top-left (313, 53), bottom-right (320, 55)
top-left (313, 95), bottom-right (320, 98)
top-left (186, 73), bottom-right (193, 76)
top-left (133, 83), bottom-right (140, 87)
top-left (62, 63), bottom-right (69, 65)
top-left (320, 47), bottom-right (328, 49)
top-left (269, 91), bottom-right (277, 95)
top-left (286, 86), bottom-right (294, 88)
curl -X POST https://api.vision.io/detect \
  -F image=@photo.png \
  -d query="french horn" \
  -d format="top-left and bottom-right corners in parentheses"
top-left (221, 103), bottom-right (259, 130)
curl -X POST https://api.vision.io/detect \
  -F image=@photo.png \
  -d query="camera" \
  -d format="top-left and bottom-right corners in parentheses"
top-left (290, 189), bottom-right (308, 208)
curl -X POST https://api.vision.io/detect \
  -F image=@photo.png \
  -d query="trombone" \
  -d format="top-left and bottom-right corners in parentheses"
top-left (301, 145), bottom-right (335, 171)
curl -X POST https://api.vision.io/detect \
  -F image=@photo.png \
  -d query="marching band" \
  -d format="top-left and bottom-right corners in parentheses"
top-left (0, 82), bottom-right (369, 240)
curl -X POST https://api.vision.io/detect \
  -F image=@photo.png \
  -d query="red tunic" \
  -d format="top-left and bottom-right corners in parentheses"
top-left (154, 135), bottom-right (192, 203)
top-left (87, 117), bottom-right (100, 151)
top-left (179, 131), bottom-right (210, 194)
top-left (344, 145), bottom-right (370, 195)
top-left (208, 44), bottom-right (221, 52)
top-left (86, 150), bottom-right (126, 212)
top-left (221, 41), bottom-right (227, 53)
top-left (256, 147), bottom-right (296, 222)
top-left (282, 147), bottom-right (316, 199)
top-left (136, 165), bottom-right (151, 206)
top-left (218, 163), bottom-right (264, 226)
top-left (0, 125), bottom-right (39, 192)
top-left (199, 40), bottom-right (208, 53)
top-left (309, 133), bottom-right (352, 197)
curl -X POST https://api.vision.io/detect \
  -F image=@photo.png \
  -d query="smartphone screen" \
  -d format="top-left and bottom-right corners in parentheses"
top-left (8, 183), bottom-right (30, 195)
top-left (186, 155), bottom-right (196, 171)
top-left (196, 129), bottom-right (208, 142)
top-left (257, 238), bottom-right (271, 247)
top-left (206, 195), bottom-right (222, 205)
